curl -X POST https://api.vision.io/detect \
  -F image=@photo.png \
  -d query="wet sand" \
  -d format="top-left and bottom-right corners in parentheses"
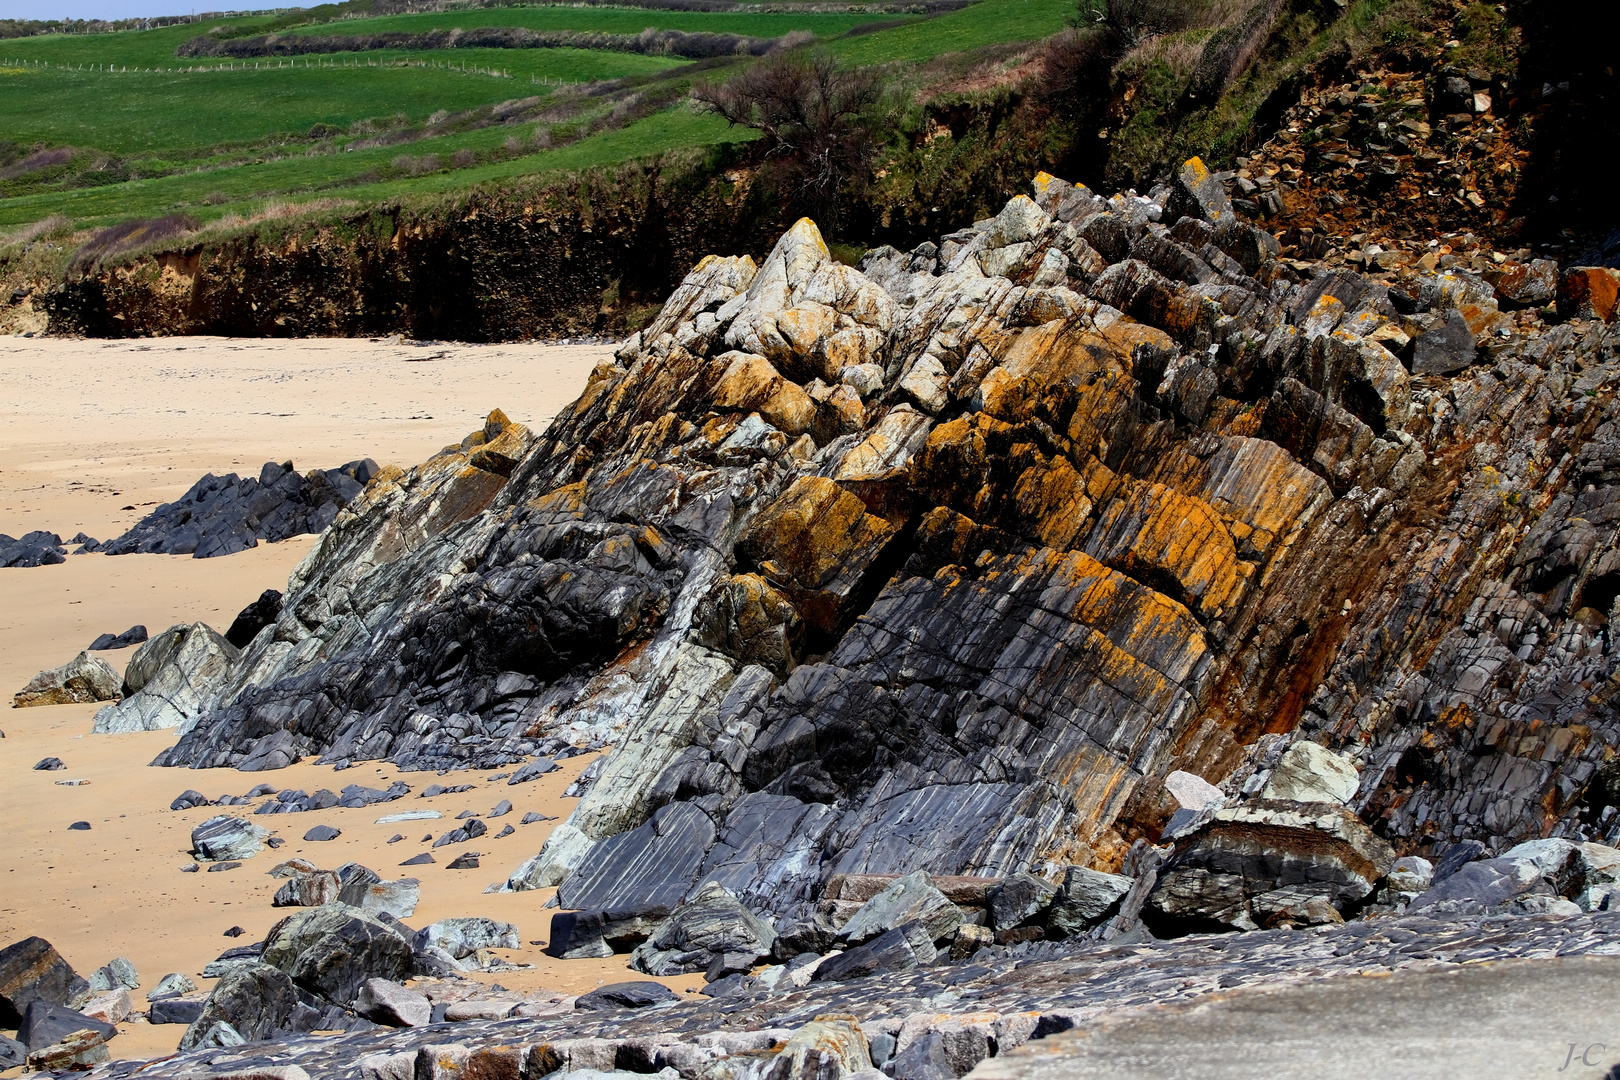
top-left (0, 336), bottom-right (696, 1067)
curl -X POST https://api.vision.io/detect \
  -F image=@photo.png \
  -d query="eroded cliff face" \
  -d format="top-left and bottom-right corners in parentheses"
top-left (157, 162), bottom-right (1620, 922)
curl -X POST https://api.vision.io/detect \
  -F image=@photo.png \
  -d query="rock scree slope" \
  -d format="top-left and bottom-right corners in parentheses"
top-left (147, 165), bottom-right (1620, 932)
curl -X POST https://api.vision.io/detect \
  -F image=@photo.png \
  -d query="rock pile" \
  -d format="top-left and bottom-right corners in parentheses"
top-left (0, 531), bottom-right (67, 567)
top-left (101, 459), bottom-right (378, 559)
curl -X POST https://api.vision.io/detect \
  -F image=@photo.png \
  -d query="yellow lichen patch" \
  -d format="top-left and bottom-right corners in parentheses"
top-left (1083, 480), bottom-right (1244, 622)
top-left (1146, 436), bottom-right (1330, 561)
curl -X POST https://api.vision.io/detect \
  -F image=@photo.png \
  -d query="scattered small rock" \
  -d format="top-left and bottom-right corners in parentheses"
top-left (223, 926), bottom-right (245, 938)
top-left (400, 853), bottom-right (434, 866)
top-left (303, 825), bottom-right (342, 842)
top-left (32, 758), bottom-right (65, 771)
top-left (87, 626), bottom-right (147, 652)
top-left (207, 861), bottom-right (243, 873)
top-left (68, 822), bottom-right (91, 831)
top-left (445, 853), bottom-right (481, 870)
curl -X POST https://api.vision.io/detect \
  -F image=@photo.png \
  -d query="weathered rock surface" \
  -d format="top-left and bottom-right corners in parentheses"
top-left (103, 459), bottom-right (376, 559)
top-left (354, 979), bottom-right (431, 1028)
top-left (261, 905), bottom-right (416, 1004)
top-left (136, 172), bottom-right (1620, 943)
top-left (92, 623), bottom-right (240, 733)
top-left (178, 963), bottom-right (301, 1051)
top-left (13, 652), bottom-right (121, 708)
top-left (1258, 742), bottom-right (1360, 804)
top-left (67, 911), bottom-right (1620, 1080)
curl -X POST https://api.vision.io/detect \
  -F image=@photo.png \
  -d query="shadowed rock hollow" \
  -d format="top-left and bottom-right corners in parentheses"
top-left (151, 163), bottom-right (1620, 926)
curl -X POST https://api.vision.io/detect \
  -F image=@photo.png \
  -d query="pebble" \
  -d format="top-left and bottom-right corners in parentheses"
top-left (68, 822), bottom-right (91, 831)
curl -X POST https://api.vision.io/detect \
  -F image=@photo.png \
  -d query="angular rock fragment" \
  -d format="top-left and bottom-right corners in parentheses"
top-left (13, 652), bottom-right (121, 707)
top-left (573, 981), bottom-right (681, 1011)
top-left (1260, 742), bottom-right (1360, 804)
top-left (178, 962), bottom-right (300, 1050)
top-left (0, 937), bottom-right (88, 1026)
top-left (191, 815), bottom-right (270, 862)
top-left (355, 978), bottom-right (431, 1027)
top-left (88, 625), bottom-right (147, 651)
top-left (837, 871), bottom-right (962, 947)
top-left (0, 530), bottom-right (66, 567)
top-left (415, 917), bottom-right (519, 960)
top-left (261, 906), bottom-right (415, 1004)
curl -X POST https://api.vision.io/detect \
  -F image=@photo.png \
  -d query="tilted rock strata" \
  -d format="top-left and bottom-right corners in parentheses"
top-left (156, 165), bottom-right (1620, 928)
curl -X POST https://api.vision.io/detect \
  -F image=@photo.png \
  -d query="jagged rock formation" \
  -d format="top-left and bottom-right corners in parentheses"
top-left (153, 163), bottom-right (1620, 931)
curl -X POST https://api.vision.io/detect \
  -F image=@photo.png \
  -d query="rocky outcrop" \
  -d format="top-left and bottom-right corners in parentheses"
top-left (146, 166), bottom-right (1620, 935)
top-left (13, 652), bottom-right (121, 708)
top-left (102, 460), bottom-right (376, 559)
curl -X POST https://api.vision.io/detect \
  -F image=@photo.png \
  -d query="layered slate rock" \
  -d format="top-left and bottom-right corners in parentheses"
top-left (142, 172), bottom-right (1620, 927)
top-left (102, 459), bottom-right (376, 559)
top-left (260, 906), bottom-right (415, 1005)
top-left (13, 652), bottom-right (121, 708)
top-left (629, 883), bottom-right (776, 978)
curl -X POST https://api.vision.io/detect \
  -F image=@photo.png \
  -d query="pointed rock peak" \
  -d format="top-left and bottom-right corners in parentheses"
top-left (750, 217), bottom-right (830, 300)
top-left (484, 409), bottom-right (511, 437)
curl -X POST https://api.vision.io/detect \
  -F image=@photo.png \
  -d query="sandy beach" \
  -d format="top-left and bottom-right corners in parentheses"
top-left (0, 336), bottom-right (699, 1067)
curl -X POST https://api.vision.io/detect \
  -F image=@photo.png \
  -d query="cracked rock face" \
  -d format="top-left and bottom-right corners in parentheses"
top-left (152, 167), bottom-right (1620, 925)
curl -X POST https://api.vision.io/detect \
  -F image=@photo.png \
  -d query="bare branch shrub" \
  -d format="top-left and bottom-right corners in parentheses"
top-left (694, 53), bottom-right (880, 230)
top-left (1073, 0), bottom-right (1197, 53)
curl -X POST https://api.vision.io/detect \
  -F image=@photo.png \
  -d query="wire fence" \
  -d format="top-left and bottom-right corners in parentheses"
top-left (0, 54), bottom-right (517, 77)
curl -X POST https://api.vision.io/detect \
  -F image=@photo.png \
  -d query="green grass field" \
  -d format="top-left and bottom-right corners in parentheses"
top-left (0, 59), bottom-right (679, 156)
top-left (0, 0), bottom-right (1073, 238)
top-left (0, 105), bottom-right (752, 229)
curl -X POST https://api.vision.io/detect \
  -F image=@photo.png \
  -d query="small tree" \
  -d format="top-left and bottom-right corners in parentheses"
top-left (694, 54), bottom-right (880, 230)
top-left (1073, 0), bottom-right (1194, 53)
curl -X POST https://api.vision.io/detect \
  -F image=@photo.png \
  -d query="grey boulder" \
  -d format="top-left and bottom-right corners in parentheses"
top-left (19, 1000), bottom-right (115, 1052)
top-left (836, 871), bottom-right (962, 946)
top-left (148, 997), bottom-right (207, 1025)
top-left (92, 623), bottom-right (239, 733)
top-left (629, 882), bottom-right (776, 979)
top-left (354, 978), bottom-right (431, 1027)
top-left (414, 917), bottom-right (519, 960)
top-left (86, 956), bottom-right (138, 992)
top-left (573, 981), bottom-right (681, 1011)
top-left (1411, 309), bottom-right (1477, 375)
top-left (1260, 742), bottom-right (1360, 805)
top-left (1047, 867), bottom-right (1134, 937)
top-left (0, 936), bottom-right (88, 1026)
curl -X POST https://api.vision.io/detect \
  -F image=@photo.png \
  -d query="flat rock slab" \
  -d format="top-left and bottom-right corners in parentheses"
top-left (969, 956), bottom-right (1620, 1080)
